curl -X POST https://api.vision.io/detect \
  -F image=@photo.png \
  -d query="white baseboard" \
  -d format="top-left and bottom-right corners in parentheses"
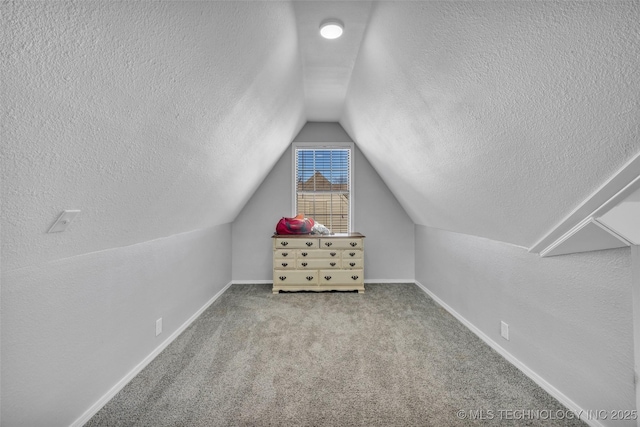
top-left (232, 280), bottom-right (273, 285)
top-left (413, 280), bottom-right (604, 427)
top-left (231, 279), bottom-right (416, 285)
top-left (364, 279), bottom-right (415, 284)
top-left (231, 280), bottom-right (413, 285)
top-left (70, 281), bottom-right (233, 427)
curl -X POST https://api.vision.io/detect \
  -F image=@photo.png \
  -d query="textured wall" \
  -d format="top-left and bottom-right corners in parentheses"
top-left (232, 123), bottom-right (414, 282)
top-left (415, 225), bottom-right (635, 425)
top-left (1, 224), bottom-right (232, 427)
top-left (343, 1), bottom-right (640, 248)
top-left (2, 1), bottom-right (304, 271)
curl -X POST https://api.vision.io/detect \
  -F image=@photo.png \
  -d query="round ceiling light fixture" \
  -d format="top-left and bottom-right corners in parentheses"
top-left (320, 19), bottom-right (344, 39)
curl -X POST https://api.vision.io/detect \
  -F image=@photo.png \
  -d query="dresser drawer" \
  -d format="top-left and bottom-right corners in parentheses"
top-left (343, 258), bottom-right (363, 269)
top-left (274, 259), bottom-right (295, 269)
top-left (319, 269), bottom-right (364, 285)
top-left (274, 238), bottom-right (318, 249)
top-left (273, 270), bottom-right (318, 286)
top-left (319, 238), bottom-right (363, 250)
top-left (297, 259), bottom-right (341, 269)
top-left (298, 249), bottom-right (340, 259)
top-left (342, 250), bottom-right (363, 260)
top-left (274, 250), bottom-right (295, 259)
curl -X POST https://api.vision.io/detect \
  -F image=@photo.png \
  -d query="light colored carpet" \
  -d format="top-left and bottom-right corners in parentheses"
top-left (86, 284), bottom-right (586, 426)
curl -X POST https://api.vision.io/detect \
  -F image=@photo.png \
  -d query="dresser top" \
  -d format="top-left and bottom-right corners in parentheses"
top-left (272, 232), bottom-right (365, 239)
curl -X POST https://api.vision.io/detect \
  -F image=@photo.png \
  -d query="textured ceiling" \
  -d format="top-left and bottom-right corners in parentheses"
top-left (2, 1), bottom-right (640, 271)
top-left (2, 1), bottom-right (305, 270)
top-left (341, 1), bottom-right (640, 247)
top-left (293, 1), bottom-right (372, 121)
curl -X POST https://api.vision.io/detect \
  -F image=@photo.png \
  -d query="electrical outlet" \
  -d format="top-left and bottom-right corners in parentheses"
top-left (501, 321), bottom-right (509, 341)
top-left (156, 318), bottom-right (162, 337)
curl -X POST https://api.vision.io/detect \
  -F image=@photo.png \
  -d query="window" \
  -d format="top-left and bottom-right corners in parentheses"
top-left (293, 143), bottom-right (353, 234)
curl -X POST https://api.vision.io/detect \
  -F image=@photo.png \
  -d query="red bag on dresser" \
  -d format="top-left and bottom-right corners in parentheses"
top-left (276, 214), bottom-right (315, 235)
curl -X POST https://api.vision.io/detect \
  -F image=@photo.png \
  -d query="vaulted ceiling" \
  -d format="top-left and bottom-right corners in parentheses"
top-left (3, 1), bottom-right (639, 271)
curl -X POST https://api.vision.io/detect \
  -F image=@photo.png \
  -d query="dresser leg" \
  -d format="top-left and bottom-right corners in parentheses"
top-left (358, 290), bottom-right (364, 294)
top-left (272, 290), bottom-right (279, 294)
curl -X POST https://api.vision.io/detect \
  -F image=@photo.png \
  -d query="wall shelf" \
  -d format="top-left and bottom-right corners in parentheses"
top-left (531, 153), bottom-right (640, 257)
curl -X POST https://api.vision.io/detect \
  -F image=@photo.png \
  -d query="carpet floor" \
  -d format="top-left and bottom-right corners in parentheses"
top-left (86, 284), bottom-right (586, 426)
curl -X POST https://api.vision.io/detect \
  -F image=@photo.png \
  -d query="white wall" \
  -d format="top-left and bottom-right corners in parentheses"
top-left (232, 147), bottom-right (292, 282)
top-left (633, 246), bottom-right (640, 416)
top-left (353, 145), bottom-right (415, 282)
top-left (415, 225), bottom-right (635, 426)
top-left (232, 122), bottom-right (414, 282)
top-left (1, 224), bottom-right (232, 427)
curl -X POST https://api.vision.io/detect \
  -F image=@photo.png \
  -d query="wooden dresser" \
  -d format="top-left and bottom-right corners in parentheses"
top-left (272, 233), bottom-right (365, 294)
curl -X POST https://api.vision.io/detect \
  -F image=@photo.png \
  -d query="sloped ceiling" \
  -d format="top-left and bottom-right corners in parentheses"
top-left (3, 1), bottom-right (640, 271)
top-left (293, 1), bottom-right (372, 121)
top-left (2, 1), bottom-right (305, 270)
top-left (341, 1), bottom-right (640, 248)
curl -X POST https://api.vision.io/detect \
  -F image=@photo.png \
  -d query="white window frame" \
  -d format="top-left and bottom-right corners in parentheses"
top-left (292, 142), bottom-right (354, 234)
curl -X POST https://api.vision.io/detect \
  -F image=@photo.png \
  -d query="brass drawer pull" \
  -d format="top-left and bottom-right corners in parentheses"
top-left (279, 276), bottom-right (286, 281)
top-left (301, 252), bottom-right (308, 257)
top-left (306, 276), bottom-right (314, 281)
top-left (330, 252), bottom-right (336, 257)
top-left (330, 262), bottom-right (336, 267)
top-left (349, 252), bottom-right (356, 257)
top-left (349, 262), bottom-right (355, 267)
top-left (351, 275), bottom-right (359, 280)
top-left (350, 242), bottom-right (357, 247)
top-left (325, 242), bottom-right (332, 247)
top-left (324, 275), bottom-right (332, 281)
top-left (281, 242), bottom-right (288, 246)
top-left (301, 262), bottom-right (308, 267)
top-left (281, 263), bottom-right (288, 267)
top-left (282, 252), bottom-right (288, 257)
top-left (306, 242), bottom-right (313, 247)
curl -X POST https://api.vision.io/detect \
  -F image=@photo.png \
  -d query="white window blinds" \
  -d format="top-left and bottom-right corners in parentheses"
top-left (295, 147), bottom-right (351, 234)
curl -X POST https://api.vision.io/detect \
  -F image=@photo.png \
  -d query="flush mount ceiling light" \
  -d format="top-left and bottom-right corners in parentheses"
top-left (320, 19), bottom-right (344, 39)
